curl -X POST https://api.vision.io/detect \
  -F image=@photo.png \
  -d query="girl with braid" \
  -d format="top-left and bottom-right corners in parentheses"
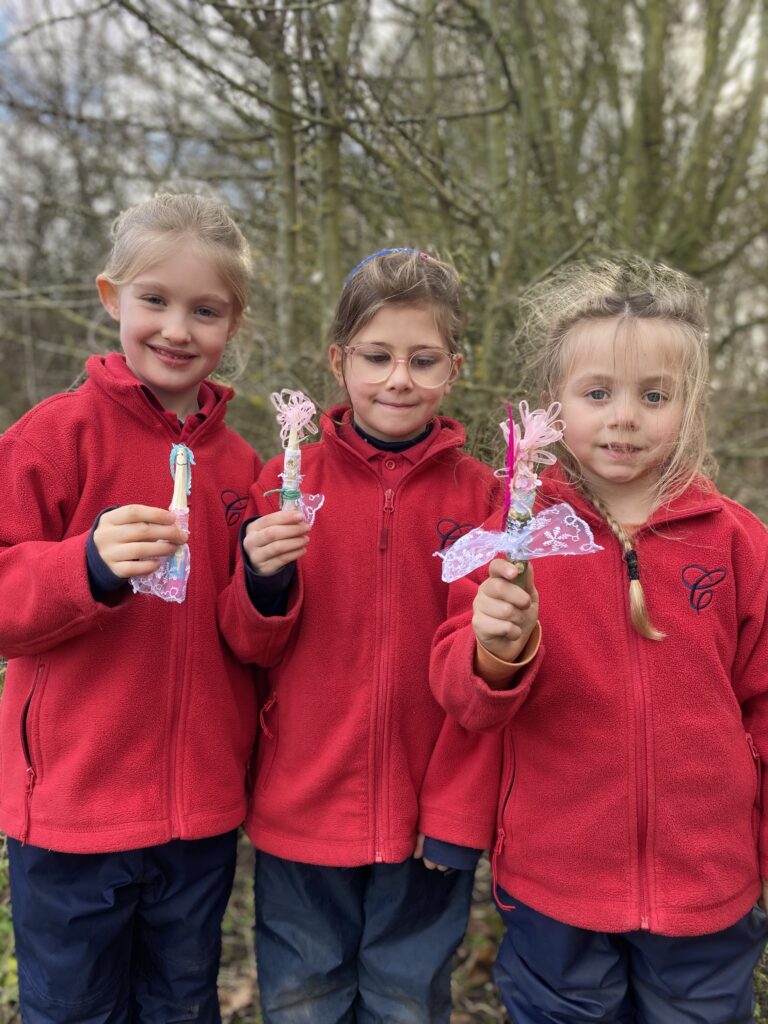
top-left (429, 256), bottom-right (768, 1023)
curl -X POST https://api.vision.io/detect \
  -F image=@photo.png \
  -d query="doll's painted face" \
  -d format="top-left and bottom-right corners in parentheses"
top-left (97, 247), bottom-right (239, 420)
top-left (329, 304), bottom-right (462, 442)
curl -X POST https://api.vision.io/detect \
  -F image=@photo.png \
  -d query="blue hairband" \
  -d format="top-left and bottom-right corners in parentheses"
top-left (344, 247), bottom-right (431, 285)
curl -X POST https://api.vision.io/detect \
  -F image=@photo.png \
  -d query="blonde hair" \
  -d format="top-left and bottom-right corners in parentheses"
top-left (100, 193), bottom-right (252, 319)
top-left (523, 255), bottom-right (714, 641)
top-left (328, 249), bottom-right (463, 353)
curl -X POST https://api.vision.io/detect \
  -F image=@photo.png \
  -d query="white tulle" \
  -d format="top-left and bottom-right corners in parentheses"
top-left (131, 506), bottom-right (191, 603)
top-left (434, 503), bottom-right (602, 583)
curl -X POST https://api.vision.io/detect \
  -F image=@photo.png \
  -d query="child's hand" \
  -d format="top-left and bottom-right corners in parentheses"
top-left (94, 505), bottom-right (188, 579)
top-left (412, 833), bottom-right (451, 872)
top-left (760, 879), bottom-right (768, 911)
top-left (472, 558), bottom-right (539, 664)
top-left (243, 509), bottom-right (310, 575)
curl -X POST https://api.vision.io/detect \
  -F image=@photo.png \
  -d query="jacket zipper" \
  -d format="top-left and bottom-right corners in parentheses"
top-left (747, 733), bottom-right (761, 837)
top-left (379, 488), bottom-right (395, 551)
top-left (168, 596), bottom-right (189, 840)
top-left (374, 488), bottom-right (395, 860)
top-left (19, 663), bottom-right (45, 844)
top-left (624, 548), bottom-right (651, 931)
top-left (492, 731), bottom-right (517, 911)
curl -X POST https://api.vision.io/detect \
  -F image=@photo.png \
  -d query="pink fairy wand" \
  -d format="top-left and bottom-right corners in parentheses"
top-left (132, 443), bottom-right (194, 603)
top-left (502, 401), bottom-right (564, 578)
top-left (435, 402), bottom-right (602, 583)
top-left (268, 389), bottom-right (324, 525)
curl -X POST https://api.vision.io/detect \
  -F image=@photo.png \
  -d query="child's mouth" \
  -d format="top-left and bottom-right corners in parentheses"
top-left (603, 443), bottom-right (641, 454)
top-left (151, 345), bottom-right (195, 364)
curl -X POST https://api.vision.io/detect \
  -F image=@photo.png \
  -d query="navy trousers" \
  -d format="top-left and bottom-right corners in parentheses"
top-left (7, 830), bottom-right (238, 1024)
top-left (495, 889), bottom-right (768, 1023)
top-left (254, 851), bottom-right (475, 1024)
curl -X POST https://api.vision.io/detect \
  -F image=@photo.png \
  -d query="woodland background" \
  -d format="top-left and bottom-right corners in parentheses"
top-left (0, 0), bottom-right (767, 1019)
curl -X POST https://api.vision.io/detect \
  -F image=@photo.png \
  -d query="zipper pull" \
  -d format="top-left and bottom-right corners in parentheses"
top-left (747, 733), bottom-right (760, 762)
top-left (379, 489), bottom-right (395, 550)
top-left (21, 766), bottom-right (36, 845)
top-left (260, 694), bottom-right (277, 739)
top-left (494, 827), bottom-right (506, 857)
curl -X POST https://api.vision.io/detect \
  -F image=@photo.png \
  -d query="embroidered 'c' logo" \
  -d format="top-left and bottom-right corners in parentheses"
top-left (436, 518), bottom-right (477, 550)
top-left (681, 564), bottom-right (727, 612)
top-left (221, 490), bottom-right (248, 526)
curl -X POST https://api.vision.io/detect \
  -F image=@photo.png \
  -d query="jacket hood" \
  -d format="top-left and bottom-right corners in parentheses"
top-left (320, 403), bottom-right (467, 454)
top-left (85, 353), bottom-right (234, 432)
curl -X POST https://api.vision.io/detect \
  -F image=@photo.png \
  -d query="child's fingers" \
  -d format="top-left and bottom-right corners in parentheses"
top-left (480, 576), bottom-right (533, 611)
top-left (111, 557), bottom-right (171, 579)
top-left (244, 534), bottom-right (310, 575)
top-left (422, 857), bottom-right (451, 872)
top-left (103, 540), bottom-right (183, 578)
top-left (473, 609), bottom-right (528, 645)
top-left (101, 504), bottom-right (178, 527)
top-left (249, 510), bottom-right (308, 536)
top-left (489, 557), bottom-right (536, 588)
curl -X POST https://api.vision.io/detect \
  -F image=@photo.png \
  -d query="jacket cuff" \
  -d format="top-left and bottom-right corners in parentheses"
top-left (422, 837), bottom-right (483, 871)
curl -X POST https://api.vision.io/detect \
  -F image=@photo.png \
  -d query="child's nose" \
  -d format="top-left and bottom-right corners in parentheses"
top-left (161, 315), bottom-right (191, 343)
top-left (387, 357), bottom-right (413, 387)
top-left (609, 397), bottom-right (640, 430)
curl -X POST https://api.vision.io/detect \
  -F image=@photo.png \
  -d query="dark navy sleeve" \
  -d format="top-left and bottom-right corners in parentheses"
top-left (87, 508), bottom-right (129, 604)
top-left (241, 517), bottom-right (296, 616)
top-left (421, 837), bottom-right (483, 872)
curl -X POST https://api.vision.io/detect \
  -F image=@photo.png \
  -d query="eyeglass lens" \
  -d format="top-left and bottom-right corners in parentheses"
top-left (350, 346), bottom-right (452, 386)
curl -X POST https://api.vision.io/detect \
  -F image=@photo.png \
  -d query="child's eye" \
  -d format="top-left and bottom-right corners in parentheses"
top-left (361, 351), bottom-right (392, 365)
top-left (196, 306), bottom-right (219, 319)
top-left (141, 294), bottom-right (165, 306)
top-left (585, 388), bottom-right (609, 401)
top-left (643, 390), bottom-right (667, 405)
top-left (411, 352), bottom-right (440, 369)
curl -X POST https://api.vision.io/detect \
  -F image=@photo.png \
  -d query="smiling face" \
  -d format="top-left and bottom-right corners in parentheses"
top-left (329, 304), bottom-right (462, 442)
top-left (557, 317), bottom-right (685, 514)
top-left (97, 245), bottom-right (239, 420)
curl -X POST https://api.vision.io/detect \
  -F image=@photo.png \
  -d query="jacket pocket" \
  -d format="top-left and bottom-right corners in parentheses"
top-left (747, 732), bottom-right (761, 844)
top-left (20, 661), bottom-right (48, 843)
top-left (20, 661), bottom-right (48, 778)
top-left (256, 692), bottom-right (279, 789)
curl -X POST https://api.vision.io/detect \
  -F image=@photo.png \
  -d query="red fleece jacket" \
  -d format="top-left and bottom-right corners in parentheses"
top-left (218, 407), bottom-right (504, 866)
top-left (0, 354), bottom-right (261, 853)
top-left (430, 469), bottom-right (768, 936)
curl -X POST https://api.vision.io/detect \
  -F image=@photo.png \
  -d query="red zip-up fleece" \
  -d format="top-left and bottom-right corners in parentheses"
top-left (218, 406), bottom-right (504, 866)
top-left (430, 468), bottom-right (768, 937)
top-left (0, 353), bottom-right (261, 853)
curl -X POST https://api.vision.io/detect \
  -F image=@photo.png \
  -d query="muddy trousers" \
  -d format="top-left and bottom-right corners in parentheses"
top-left (254, 851), bottom-right (475, 1024)
top-left (7, 831), bottom-right (237, 1024)
top-left (494, 888), bottom-right (768, 1024)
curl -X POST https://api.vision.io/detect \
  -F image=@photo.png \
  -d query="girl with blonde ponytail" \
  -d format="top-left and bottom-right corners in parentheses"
top-left (429, 255), bottom-right (768, 1024)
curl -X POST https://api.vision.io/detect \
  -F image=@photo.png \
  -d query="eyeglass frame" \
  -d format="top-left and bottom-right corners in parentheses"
top-left (340, 344), bottom-right (460, 389)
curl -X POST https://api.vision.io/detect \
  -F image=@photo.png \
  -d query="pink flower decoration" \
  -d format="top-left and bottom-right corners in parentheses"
top-left (270, 389), bottom-right (320, 447)
top-left (499, 401), bottom-right (564, 498)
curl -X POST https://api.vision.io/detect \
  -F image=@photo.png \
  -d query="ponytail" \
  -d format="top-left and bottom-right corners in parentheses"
top-left (581, 488), bottom-right (665, 641)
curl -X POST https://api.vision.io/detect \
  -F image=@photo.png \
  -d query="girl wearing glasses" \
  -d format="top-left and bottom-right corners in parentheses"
top-left (219, 248), bottom-right (504, 1022)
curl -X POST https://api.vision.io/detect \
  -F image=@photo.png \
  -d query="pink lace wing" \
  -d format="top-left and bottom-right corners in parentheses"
top-left (434, 527), bottom-right (513, 583)
top-left (519, 503), bottom-right (602, 558)
top-left (434, 503), bottom-right (601, 583)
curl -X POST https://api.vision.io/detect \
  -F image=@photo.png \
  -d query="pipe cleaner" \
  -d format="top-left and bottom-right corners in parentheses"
top-left (435, 402), bottom-right (602, 583)
top-left (132, 443), bottom-right (194, 603)
top-left (268, 389), bottom-right (324, 525)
